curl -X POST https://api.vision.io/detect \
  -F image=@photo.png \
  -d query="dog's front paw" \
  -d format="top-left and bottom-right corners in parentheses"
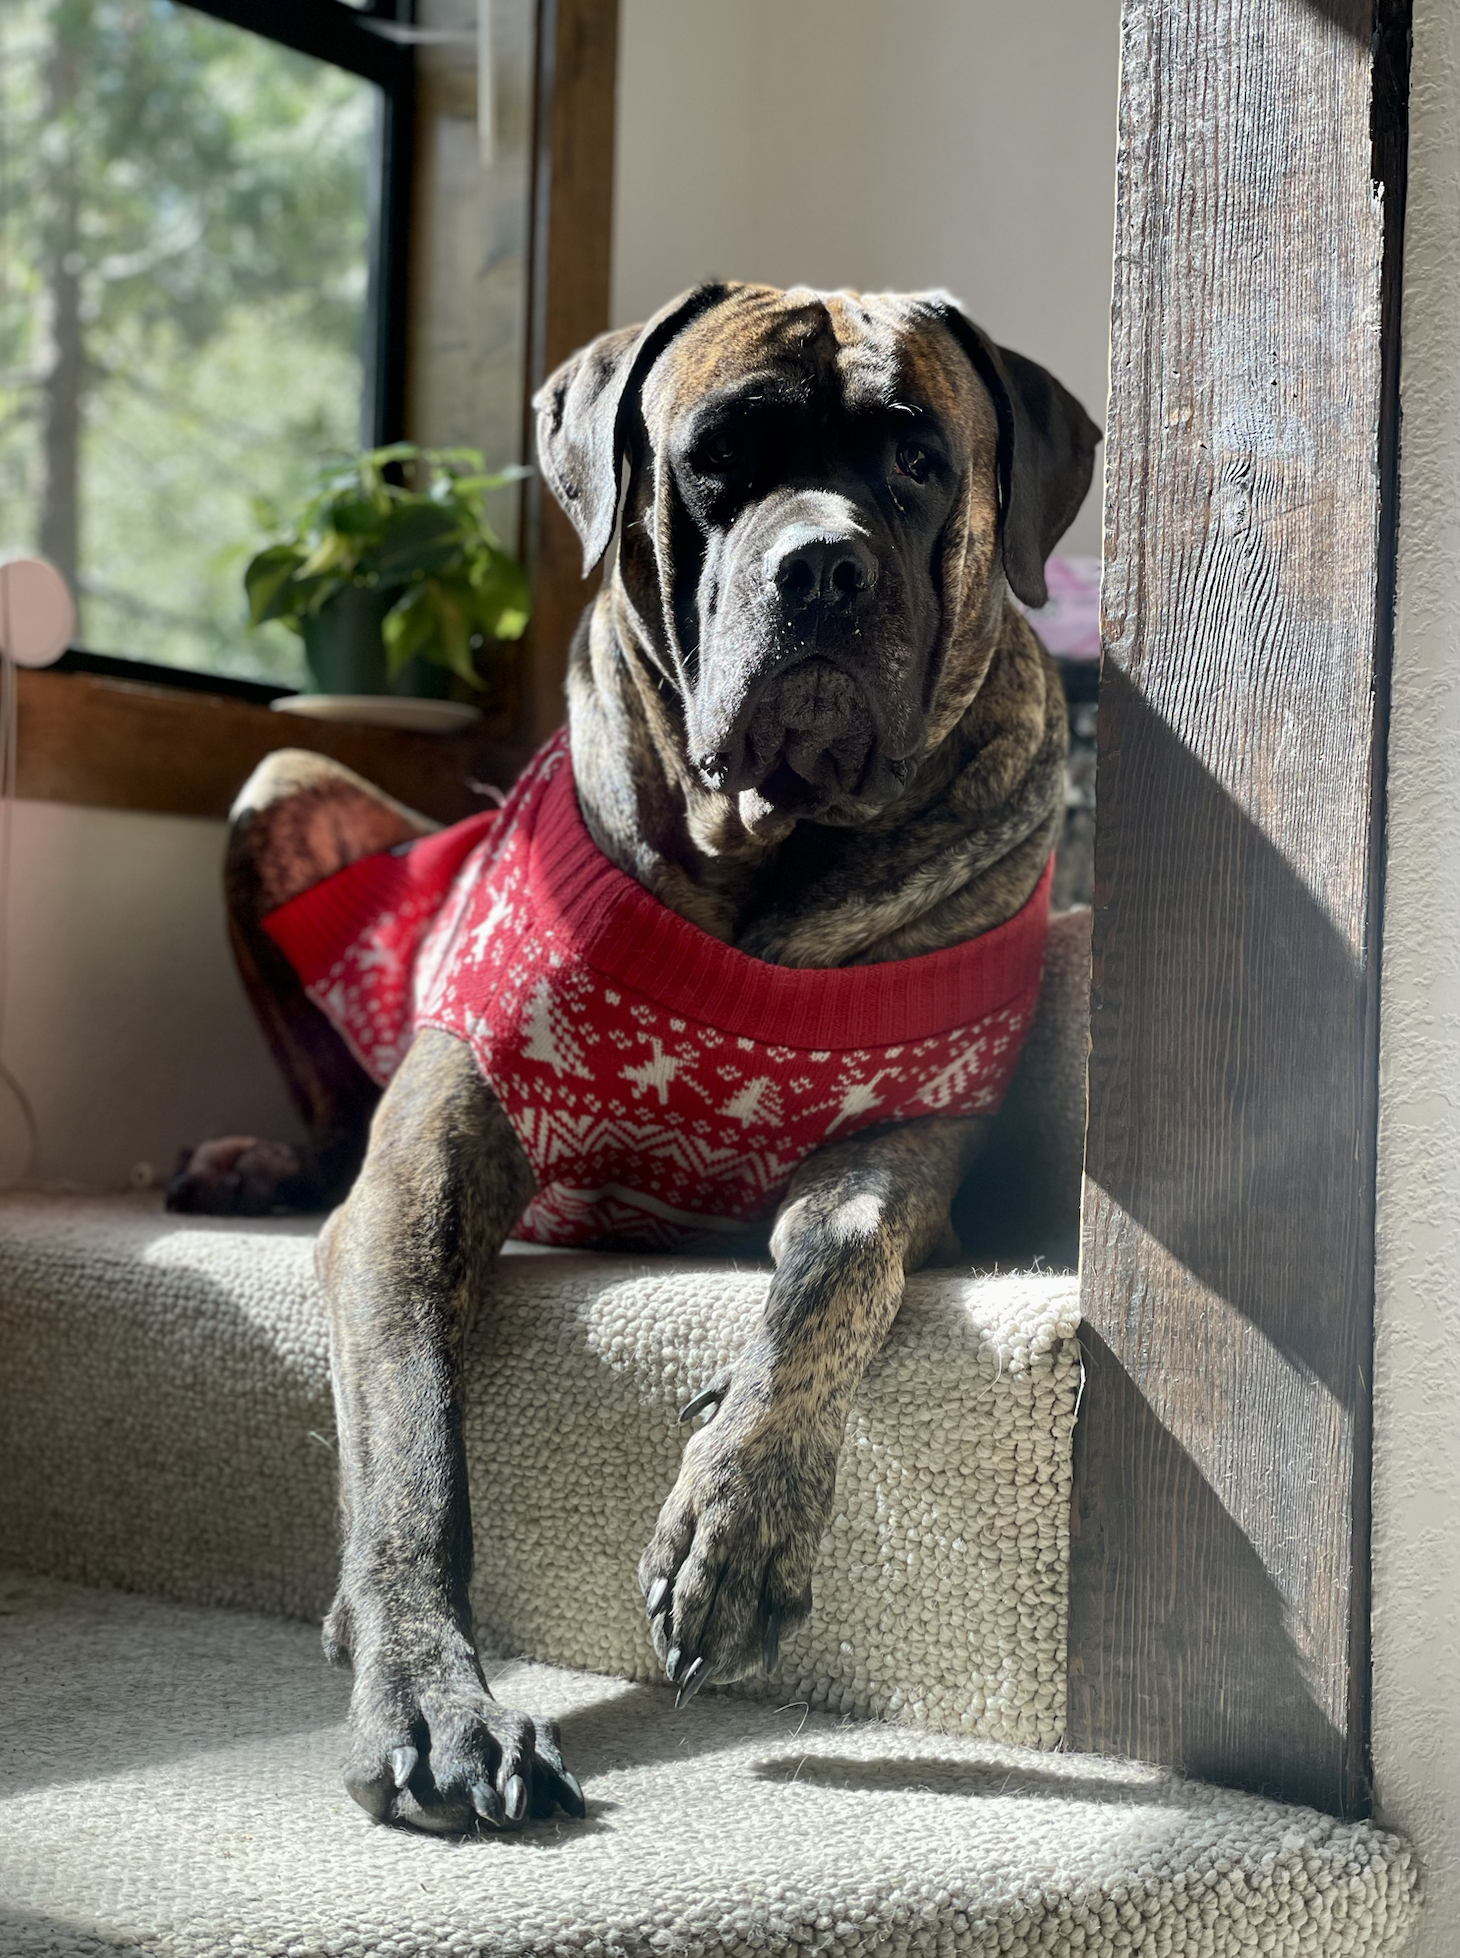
top-left (637, 1378), bottom-right (839, 1703)
top-left (342, 1631), bottom-right (585, 1834)
top-left (165, 1136), bottom-right (316, 1215)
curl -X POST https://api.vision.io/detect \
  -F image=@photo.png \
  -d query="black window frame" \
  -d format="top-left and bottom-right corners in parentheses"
top-left (56, 0), bottom-right (417, 700)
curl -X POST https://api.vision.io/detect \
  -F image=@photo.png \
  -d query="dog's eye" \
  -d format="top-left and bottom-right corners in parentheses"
top-left (895, 443), bottom-right (932, 483)
top-left (698, 431), bottom-right (742, 472)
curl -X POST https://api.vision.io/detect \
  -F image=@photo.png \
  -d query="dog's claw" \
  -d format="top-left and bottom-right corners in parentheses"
top-left (390, 1745), bottom-right (418, 1791)
top-left (471, 1780), bottom-right (503, 1826)
top-left (675, 1656), bottom-right (709, 1708)
top-left (678, 1382), bottom-right (723, 1425)
top-left (763, 1611), bottom-right (782, 1676)
top-left (559, 1769), bottom-right (585, 1816)
top-left (504, 1773), bottom-right (528, 1822)
top-left (645, 1575), bottom-right (670, 1617)
top-left (665, 1644), bottom-right (684, 1684)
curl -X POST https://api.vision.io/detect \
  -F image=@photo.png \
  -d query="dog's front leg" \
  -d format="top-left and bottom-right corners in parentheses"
top-left (319, 1027), bottom-right (585, 1833)
top-left (638, 1115), bottom-right (988, 1702)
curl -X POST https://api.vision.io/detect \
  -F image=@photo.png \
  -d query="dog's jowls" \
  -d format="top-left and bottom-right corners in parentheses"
top-left (168, 283), bottom-right (1099, 1834)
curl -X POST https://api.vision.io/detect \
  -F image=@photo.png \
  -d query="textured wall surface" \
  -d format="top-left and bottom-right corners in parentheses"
top-left (610, 0), bottom-right (1121, 557)
top-left (1372, 1), bottom-right (1460, 1945)
top-left (0, 799), bottom-right (299, 1188)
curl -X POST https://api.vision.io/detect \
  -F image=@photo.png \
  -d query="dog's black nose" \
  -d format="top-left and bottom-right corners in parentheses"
top-left (771, 534), bottom-right (878, 615)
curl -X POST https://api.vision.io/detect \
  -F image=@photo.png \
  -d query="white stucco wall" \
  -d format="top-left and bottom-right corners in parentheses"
top-left (0, 799), bottom-right (300, 1190)
top-left (610, 0), bottom-right (1121, 557)
top-left (1372, 2), bottom-right (1460, 1947)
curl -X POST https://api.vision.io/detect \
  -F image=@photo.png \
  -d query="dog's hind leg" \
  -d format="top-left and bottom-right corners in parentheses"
top-left (318, 1024), bottom-right (584, 1834)
top-left (166, 749), bottom-right (436, 1216)
top-left (637, 1113), bottom-right (989, 1700)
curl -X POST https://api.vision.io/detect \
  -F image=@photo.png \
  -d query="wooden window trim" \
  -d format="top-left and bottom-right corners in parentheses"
top-left (14, 667), bottom-right (528, 826)
top-left (517, 0), bottom-right (620, 747)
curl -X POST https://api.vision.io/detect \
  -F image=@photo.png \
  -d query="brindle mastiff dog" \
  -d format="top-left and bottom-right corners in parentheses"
top-left (169, 283), bottom-right (1099, 1834)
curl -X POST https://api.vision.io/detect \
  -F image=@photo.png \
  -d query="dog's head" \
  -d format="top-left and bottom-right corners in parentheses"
top-left (535, 284), bottom-right (1099, 829)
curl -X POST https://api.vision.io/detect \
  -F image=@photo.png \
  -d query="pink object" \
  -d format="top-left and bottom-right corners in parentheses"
top-left (264, 733), bottom-right (1052, 1250)
top-left (1020, 553), bottom-right (1101, 658)
top-left (0, 557), bottom-right (74, 668)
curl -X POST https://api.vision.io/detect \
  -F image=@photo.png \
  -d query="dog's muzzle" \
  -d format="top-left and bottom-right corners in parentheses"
top-left (689, 494), bottom-right (915, 816)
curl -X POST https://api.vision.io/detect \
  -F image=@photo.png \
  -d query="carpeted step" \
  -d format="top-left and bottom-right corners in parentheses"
top-left (0, 1573), bottom-right (1420, 1958)
top-left (0, 1193), bottom-right (1078, 1743)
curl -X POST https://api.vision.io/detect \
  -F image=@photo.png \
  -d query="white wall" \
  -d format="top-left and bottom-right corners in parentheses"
top-left (611, 0), bottom-right (1121, 556)
top-left (1372, 1), bottom-right (1460, 1946)
top-left (0, 799), bottom-right (300, 1190)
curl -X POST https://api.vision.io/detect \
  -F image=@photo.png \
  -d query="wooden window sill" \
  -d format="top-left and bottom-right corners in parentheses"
top-left (15, 667), bottom-right (531, 826)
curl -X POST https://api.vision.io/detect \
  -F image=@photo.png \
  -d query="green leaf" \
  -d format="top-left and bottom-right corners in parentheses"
top-left (466, 551), bottom-right (532, 640)
top-left (489, 602), bottom-right (529, 641)
top-left (437, 595), bottom-right (484, 687)
top-left (451, 464), bottom-right (532, 493)
top-left (327, 492), bottom-right (388, 537)
top-left (382, 583), bottom-right (436, 675)
top-left (427, 446), bottom-right (486, 471)
top-left (372, 501), bottom-right (461, 582)
top-left (383, 577), bottom-right (485, 688)
top-left (301, 571), bottom-right (353, 617)
top-left (366, 441), bottom-right (420, 466)
top-left (298, 529), bottom-right (354, 579)
top-left (244, 544), bottom-right (306, 625)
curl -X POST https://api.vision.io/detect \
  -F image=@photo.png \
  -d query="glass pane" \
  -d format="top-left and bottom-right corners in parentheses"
top-left (0, 0), bottom-right (378, 685)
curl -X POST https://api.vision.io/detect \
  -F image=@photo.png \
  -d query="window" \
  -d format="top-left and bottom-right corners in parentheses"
top-left (0, 0), bottom-right (412, 688)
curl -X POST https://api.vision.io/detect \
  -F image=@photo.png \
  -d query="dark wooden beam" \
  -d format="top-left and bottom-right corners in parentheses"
top-left (1069, 0), bottom-right (1410, 1816)
top-left (519, 0), bottom-right (619, 746)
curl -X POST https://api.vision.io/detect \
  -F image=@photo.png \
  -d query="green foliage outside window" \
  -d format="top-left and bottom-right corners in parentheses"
top-left (0, 0), bottom-right (376, 684)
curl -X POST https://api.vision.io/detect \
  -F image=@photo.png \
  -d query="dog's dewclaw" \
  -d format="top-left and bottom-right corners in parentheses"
top-left (678, 1383), bottom-right (722, 1425)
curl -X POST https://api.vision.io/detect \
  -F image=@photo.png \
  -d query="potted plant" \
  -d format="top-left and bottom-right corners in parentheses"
top-left (244, 444), bottom-right (531, 701)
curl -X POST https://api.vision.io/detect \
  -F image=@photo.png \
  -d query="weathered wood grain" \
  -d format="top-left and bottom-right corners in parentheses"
top-left (519, 0), bottom-right (619, 745)
top-left (16, 669), bottom-right (529, 826)
top-left (1070, 0), bottom-right (1409, 1815)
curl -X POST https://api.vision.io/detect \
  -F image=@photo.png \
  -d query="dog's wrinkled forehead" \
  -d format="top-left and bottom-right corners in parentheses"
top-left (535, 279), bottom-right (1101, 613)
top-left (636, 285), bottom-right (985, 455)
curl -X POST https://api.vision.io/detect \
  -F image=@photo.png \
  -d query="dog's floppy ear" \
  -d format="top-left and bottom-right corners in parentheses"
top-left (925, 297), bottom-right (1102, 609)
top-left (533, 283), bottom-right (735, 574)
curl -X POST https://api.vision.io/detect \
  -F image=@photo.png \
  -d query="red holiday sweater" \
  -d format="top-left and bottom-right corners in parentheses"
top-left (263, 732), bottom-right (1052, 1250)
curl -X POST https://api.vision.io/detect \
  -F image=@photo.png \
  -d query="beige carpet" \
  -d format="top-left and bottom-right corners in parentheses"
top-left (0, 1574), bottom-right (1420, 1958)
top-left (0, 1194), bottom-right (1078, 1742)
